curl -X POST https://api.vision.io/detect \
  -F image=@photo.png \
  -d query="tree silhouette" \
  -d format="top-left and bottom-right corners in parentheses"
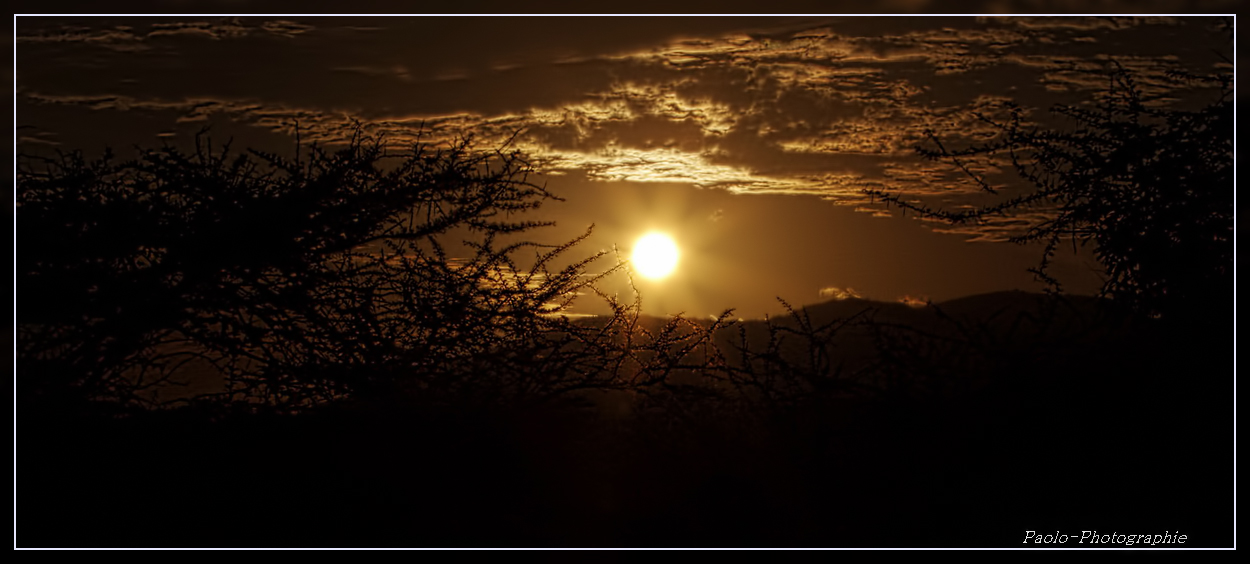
top-left (17, 128), bottom-right (688, 413)
top-left (866, 31), bottom-right (1233, 321)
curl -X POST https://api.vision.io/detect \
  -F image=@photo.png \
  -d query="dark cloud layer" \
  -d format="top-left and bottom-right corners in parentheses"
top-left (18, 15), bottom-right (1230, 242)
top-left (15, 13), bottom-right (1230, 314)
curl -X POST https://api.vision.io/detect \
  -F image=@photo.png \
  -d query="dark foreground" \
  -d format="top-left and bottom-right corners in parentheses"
top-left (19, 315), bottom-right (1232, 548)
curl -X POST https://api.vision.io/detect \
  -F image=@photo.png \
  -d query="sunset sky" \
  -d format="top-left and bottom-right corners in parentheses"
top-left (15, 14), bottom-right (1234, 318)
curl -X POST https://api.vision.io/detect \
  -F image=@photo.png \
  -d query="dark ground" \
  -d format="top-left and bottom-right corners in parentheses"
top-left (17, 305), bottom-right (1233, 548)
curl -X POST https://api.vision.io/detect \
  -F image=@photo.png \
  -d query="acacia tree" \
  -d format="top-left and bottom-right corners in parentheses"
top-left (867, 50), bottom-right (1233, 321)
top-left (18, 128), bottom-right (725, 413)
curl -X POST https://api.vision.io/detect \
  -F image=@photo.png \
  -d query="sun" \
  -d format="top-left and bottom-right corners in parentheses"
top-left (632, 232), bottom-right (680, 280)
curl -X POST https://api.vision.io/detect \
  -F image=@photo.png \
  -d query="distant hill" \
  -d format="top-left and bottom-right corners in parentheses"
top-left (600, 290), bottom-right (1120, 331)
top-left (569, 290), bottom-right (1153, 404)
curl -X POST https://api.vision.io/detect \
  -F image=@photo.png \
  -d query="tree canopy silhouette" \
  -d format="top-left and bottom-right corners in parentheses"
top-left (867, 36), bottom-right (1233, 321)
top-left (17, 129), bottom-right (695, 413)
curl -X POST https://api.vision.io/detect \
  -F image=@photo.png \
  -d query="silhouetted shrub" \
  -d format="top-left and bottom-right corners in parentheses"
top-left (867, 25), bottom-right (1233, 321)
top-left (17, 128), bottom-right (703, 412)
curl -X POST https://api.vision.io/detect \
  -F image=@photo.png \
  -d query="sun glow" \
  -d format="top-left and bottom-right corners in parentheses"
top-left (631, 232), bottom-right (680, 280)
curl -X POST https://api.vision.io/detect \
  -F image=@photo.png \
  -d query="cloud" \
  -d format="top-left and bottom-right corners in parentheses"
top-left (983, 16), bottom-right (1182, 31)
top-left (897, 295), bottom-right (930, 307)
top-left (15, 27), bottom-right (149, 51)
top-left (17, 18), bottom-right (318, 51)
top-left (819, 286), bottom-right (862, 300)
top-left (260, 20), bottom-right (317, 38)
top-left (17, 135), bottom-right (61, 147)
top-left (16, 15), bottom-right (1228, 243)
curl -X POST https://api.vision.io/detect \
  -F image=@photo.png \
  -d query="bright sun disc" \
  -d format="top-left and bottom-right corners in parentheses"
top-left (632, 233), bottom-right (680, 280)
